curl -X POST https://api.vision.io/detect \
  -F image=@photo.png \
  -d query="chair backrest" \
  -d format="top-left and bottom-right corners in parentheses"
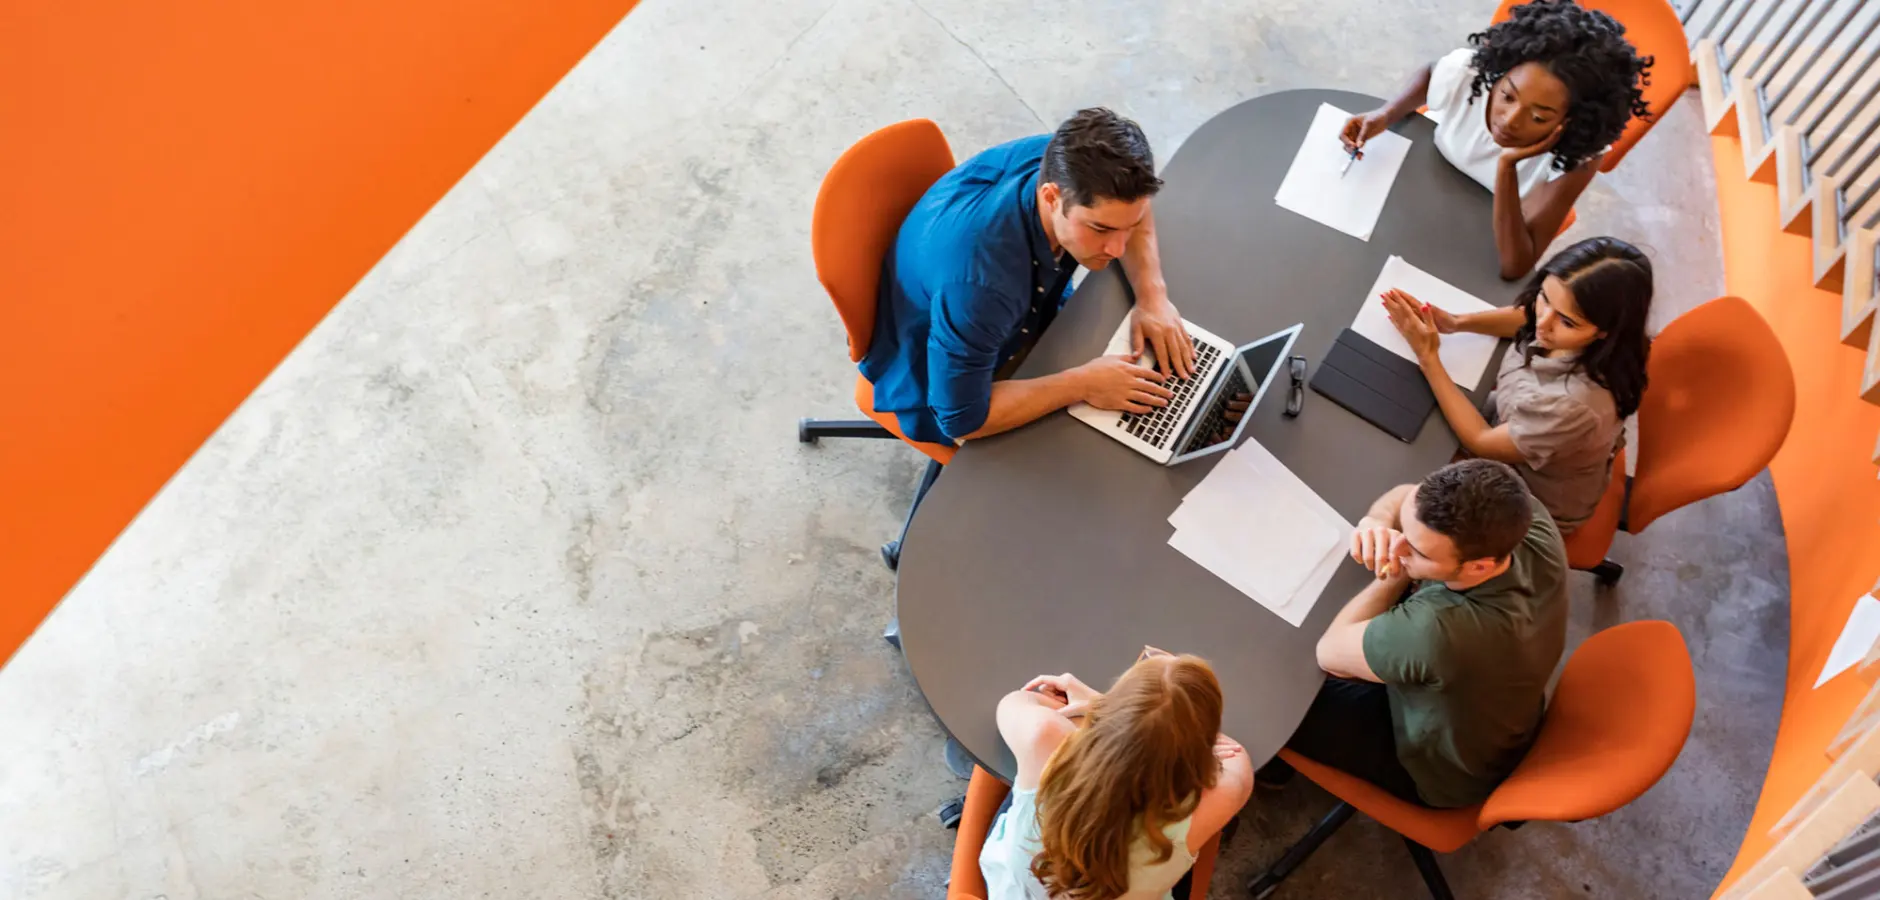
top-left (1628, 296), bottom-right (1796, 532)
top-left (1479, 620), bottom-right (1695, 829)
top-left (947, 766), bottom-right (1011, 899)
top-left (1491, 0), bottom-right (1694, 172)
top-left (812, 119), bottom-right (956, 363)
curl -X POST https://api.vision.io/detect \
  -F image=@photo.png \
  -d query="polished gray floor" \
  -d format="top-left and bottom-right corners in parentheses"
top-left (0, 0), bottom-right (1781, 898)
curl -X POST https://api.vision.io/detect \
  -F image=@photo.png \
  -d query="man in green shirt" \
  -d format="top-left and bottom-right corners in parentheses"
top-left (1285, 458), bottom-right (1568, 808)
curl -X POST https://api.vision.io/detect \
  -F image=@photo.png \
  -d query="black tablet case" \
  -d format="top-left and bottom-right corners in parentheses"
top-left (1310, 328), bottom-right (1438, 443)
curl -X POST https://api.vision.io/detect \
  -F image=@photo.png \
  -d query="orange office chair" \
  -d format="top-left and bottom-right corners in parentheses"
top-left (1562, 296), bottom-right (1797, 585)
top-left (1491, 0), bottom-right (1693, 173)
top-left (947, 767), bottom-right (1222, 900)
top-left (1248, 620), bottom-right (1696, 899)
top-left (797, 120), bottom-right (957, 588)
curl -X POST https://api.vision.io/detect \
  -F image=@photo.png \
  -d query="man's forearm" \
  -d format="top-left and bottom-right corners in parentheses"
top-left (1120, 207), bottom-right (1167, 306)
top-left (1364, 484), bottom-right (1414, 528)
top-left (959, 370), bottom-right (1088, 440)
top-left (1332, 574), bottom-right (1409, 630)
top-left (1316, 572), bottom-right (1409, 680)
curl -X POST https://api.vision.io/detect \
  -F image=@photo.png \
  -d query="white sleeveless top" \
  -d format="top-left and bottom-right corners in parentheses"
top-left (978, 788), bottom-right (1197, 900)
top-left (1425, 48), bottom-right (1569, 197)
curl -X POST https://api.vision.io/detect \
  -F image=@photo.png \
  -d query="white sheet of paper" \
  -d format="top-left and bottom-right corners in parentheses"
top-left (1352, 255), bottom-right (1501, 389)
top-left (1817, 594), bottom-right (1880, 688)
top-left (1171, 459), bottom-right (1335, 604)
top-left (1287, 533), bottom-right (1350, 625)
top-left (1230, 441), bottom-right (1353, 621)
top-left (1167, 523), bottom-right (1340, 628)
top-left (1167, 442), bottom-right (1352, 627)
top-left (1273, 103), bottom-right (1412, 241)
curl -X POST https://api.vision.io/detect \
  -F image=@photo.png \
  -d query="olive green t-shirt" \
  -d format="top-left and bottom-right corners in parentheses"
top-left (1361, 497), bottom-right (1569, 808)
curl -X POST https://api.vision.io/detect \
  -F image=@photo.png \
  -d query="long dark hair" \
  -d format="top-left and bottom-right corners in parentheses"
top-left (1515, 237), bottom-right (1653, 418)
top-left (1466, 0), bottom-right (1654, 172)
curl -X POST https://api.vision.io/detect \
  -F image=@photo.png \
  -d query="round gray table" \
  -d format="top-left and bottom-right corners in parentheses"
top-left (897, 89), bottom-right (1522, 781)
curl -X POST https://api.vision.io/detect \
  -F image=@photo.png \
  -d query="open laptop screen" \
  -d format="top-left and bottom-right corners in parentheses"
top-left (1169, 324), bottom-right (1300, 464)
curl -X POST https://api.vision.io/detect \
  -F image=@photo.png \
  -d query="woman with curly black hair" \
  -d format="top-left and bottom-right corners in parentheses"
top-left (1341, 0), bottom-right (1653, 279)
top-left (1379, 237), bottom-right (1653, 533)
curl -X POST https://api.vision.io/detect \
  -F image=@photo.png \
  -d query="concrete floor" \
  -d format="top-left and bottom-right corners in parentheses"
top-left (0, 0), bottom-right (1786, 898)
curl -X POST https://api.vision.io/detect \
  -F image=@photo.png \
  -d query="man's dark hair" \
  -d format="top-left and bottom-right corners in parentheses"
top-left (1415, 460), bottom-right (1533, 563)
top-left (1040, 108), bottom-right (1162, 209)
top-left (1465, 0), bottom-right (1655, 173)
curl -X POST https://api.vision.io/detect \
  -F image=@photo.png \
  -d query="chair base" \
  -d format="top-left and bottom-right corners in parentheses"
top-left (1591, 559), bottom-right (1625, 586)
top-left (799, 417), bottom-right (895, 442)
top-left (938, 793), bottom-right (966, 829)
top-left (886, 458), bottom-right (943, 571)
top-left (1248, 802), bottom-right (1354, 898)
top-left (943, 737), bottom-right (977, 780)
top-left (1403, 837), bottom-right (1456, 900)
top-left (797, 412), bottom-right (944, 643)
top-left (883, 459), bottom-right (943, 648)
top-left (1249, 801), bottom-right (1454, 899)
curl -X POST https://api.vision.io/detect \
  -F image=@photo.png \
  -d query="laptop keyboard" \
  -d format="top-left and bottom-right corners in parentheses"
top-left (1118, 337), bottom-right (1223, 448)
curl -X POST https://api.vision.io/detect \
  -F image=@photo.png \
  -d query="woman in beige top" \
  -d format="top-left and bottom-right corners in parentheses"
top-left (1382, 237), bottom-right (1652, 533)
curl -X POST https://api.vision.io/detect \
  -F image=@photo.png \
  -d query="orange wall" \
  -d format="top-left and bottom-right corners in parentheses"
top-left (1711, 136), bottom-right (1880, 893)
top-left (0, 0), bottom-right (639, 666)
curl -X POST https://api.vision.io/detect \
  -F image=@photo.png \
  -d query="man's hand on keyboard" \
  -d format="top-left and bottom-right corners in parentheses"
top-left (1074, 354), bottom-right (1174, 414)
top-left (1130, 298), bottom-right (1197, 380)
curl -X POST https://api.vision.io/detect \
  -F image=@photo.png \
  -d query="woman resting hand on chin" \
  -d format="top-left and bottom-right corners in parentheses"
top-left (1340, 0), bottom-right (1654, 279)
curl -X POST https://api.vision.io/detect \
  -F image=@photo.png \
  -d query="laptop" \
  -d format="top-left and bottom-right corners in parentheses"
top-left (1069, 318), bottom-right (1302, 465)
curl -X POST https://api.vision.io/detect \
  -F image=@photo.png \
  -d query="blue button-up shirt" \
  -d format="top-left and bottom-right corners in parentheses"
top-left (860, 135), bottom-right (1075, 444)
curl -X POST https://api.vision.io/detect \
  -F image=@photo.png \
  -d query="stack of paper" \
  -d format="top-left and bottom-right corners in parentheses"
top-left (1352, 255), bottom-right (1501, 389)
top-left (1167, 439), bottom-right (1353, 627)
top-left (1274, 102), bottom-right (1413, 241)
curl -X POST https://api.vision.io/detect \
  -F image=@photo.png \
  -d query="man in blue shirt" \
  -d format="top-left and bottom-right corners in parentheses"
top-left (861, 108), bottom-right (1196, 444)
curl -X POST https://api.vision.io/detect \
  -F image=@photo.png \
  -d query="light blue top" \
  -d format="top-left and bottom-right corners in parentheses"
top-left (978, 788), bottom-right (1197, 900)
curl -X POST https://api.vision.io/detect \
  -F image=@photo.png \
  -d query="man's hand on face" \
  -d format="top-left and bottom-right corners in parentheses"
top-left (1351, 515), bottom-right (1410, 580)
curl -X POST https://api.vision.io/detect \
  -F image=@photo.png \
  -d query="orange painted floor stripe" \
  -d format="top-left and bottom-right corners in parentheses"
top-left (0, 0), bottom-right (640, 666)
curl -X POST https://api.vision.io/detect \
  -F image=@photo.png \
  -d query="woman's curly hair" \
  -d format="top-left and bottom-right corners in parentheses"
top-left (1466, 0), bottom-right (1654, 173)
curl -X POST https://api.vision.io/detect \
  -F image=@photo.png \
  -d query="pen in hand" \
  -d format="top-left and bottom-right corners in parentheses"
top-left (1339, 148), bottom-right (1359, 178)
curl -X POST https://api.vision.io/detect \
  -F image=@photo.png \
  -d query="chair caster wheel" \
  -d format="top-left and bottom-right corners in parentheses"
top-left (938, 795), bottom-right (966, 829)
top-left (881, 540), bottom-right (901, 571)
top-left (1592, 559), bottom-right (1624, 586)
